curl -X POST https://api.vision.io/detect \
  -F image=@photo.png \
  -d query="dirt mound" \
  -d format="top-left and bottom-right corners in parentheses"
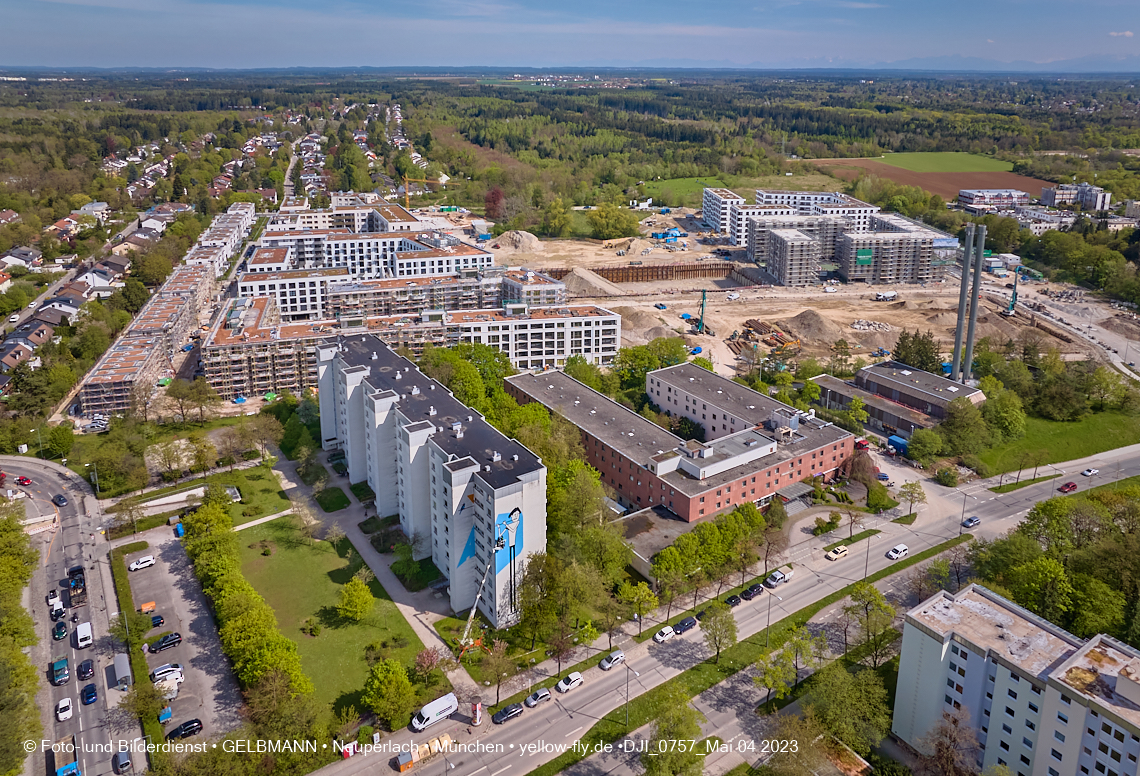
top-left (604, 237), bottom-right (655, 255)
top-left (927, 311), bottom-right (961, 326)
top-left (611, 306), bottom-right (663, 330)
top-left (777, 309), bottom-right (847, 344)
top-left (493, 230), bottom-right (544, 253)
top-left (563, 267), bottom-right (628, 297)
top-left (1102, 316), bottom-right (1140, 339)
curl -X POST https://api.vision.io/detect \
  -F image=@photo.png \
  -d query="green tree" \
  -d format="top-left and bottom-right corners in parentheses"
top-left (617, 581), bottom-right (658, 636)
top-left (482, 639), bottom-right (517, 706)
top-left (361, 659), bottom-right (417, 730)
top-left (845, 396), bottom-right (869, 427)
top-left (188, 377), bottom-right (221, 422)
top-left (540, 197), bottom-right (573, 237)
top-left (906, 428), bottom-right (943, 462)
top-left (587, 203), bottom-right (640, 240)
top-left (120, 278), bottom-right (150, 313)
top-left (938, 396), bottom-right (990, 456)
top-left (754, 649), bottom-right (797, 706)
top-left (165, 379), bottom-right (194, 423)
top-left (803, 663), bottom-right (891, 755)
top-left (337, 577), bottom-right (375, 622)
top-left (701, 601), bottom-right (738, 663)
top-left (1069, 574), bottom-right (1127, 638)
top-left (691, 356), bottom-right (714, 372)
top-left (982, 387), bottom-right (1027, 441)
top-left (898, 481), bottom-right (927, 516)
top-left (641, 684), bottom-right (702, 776)
top-left (893, 329), bottom-right (940, 374)
top-left (45, 425), bottom-right (74, 458)
top-left (846, 581), bottom-right (897, 668)
top-left (1008, 556), bottom-right (1073, 623)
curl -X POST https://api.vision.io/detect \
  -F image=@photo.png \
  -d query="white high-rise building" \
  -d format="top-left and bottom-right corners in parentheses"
top-left (316, 335), bottom-right (547, 627)
top-left (701, 188), bottom-right (744, 234)
top-left (896, 584), bottom-right (1140, 776)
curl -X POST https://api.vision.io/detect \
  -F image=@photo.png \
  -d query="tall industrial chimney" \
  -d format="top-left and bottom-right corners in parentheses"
top-left (950, 223), bottom-right (976, 382)
top-left (961, 225), bottom-right (988, 384)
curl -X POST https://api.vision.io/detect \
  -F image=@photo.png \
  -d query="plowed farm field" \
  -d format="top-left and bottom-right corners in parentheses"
top-left (816, 157), bottom-right (1054, 200)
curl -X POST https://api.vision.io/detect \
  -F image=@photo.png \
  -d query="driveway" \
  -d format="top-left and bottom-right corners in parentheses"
top-left (117, 532), bottom-right (242, 738)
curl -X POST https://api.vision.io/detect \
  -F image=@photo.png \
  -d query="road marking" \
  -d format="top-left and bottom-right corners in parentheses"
top-left (467, 768), bottom-right (487, 776)
top-left (564, 727), bottom-right (582, 738)
top-left (491, 767), bottom-right (512, 776)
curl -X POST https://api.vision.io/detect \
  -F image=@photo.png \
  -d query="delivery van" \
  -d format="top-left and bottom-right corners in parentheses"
top-left (410, 693), bottom-right (458, 732)
top-left (76, 622), bottom-right (93, 649)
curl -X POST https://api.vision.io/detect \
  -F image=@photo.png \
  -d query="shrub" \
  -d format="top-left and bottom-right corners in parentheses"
top-left (357, 726), bottom-right (375, 746)
top-left (241, 449), bottom-right (261, 461)
top-left (962, 454), bottom-right (990, 478)
top-left (217, 456), bottom-right (235, 468)
top-left (812, 513), bottom-right (841, 536)
top-left (935, 467), bottom-right (959, 487)
top-left (161, 471), bottom-right (180, 482)
top-left (866, 482), bottom-right (895, 512)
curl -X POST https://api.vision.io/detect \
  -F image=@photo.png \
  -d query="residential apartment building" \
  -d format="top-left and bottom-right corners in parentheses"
top-left (185, 202), bottom-right (257, 277)
top-left (957, 189), bottom-right (1031, 209)
top-left (1042, 182), bottom-right (1113, 211)
top-left (836, 214), bottom-right (947, 284)
top-left (505, 364), bottom-right (852, 521)
top-left (237, 267), bottom-right (351, 321)
top-left (896, 584), bottom-right (1140, 776)
top-left (77, 264), bottom-right (213, 416)
top-left (727, 203), bottom-right (795, 246)
top-left (766, 229), bottom-right (821, 287)
top-left (701, 188), bottom-right (745, 234)
top-left (754, 190), bottom-right (880, 229)
top-left (745, 215), bottom-right (849, 281)
top-left (202, 297), bottom-right (619, 400)
top-left (316, 336), bottom-right (546, 627)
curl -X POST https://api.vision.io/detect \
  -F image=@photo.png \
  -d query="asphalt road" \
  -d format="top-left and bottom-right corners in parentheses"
top-left (9, 457), bottom-right (118, 776)
top-left (308, 441), bottom-right (1140, 776)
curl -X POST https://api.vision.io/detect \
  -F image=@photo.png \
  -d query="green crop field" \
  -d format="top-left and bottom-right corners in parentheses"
top-left (876, 152), bottom-right (1014, 173)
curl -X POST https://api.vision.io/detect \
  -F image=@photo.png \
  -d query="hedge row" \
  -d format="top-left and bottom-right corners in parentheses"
top-left (180, 499), bottom-right (313, 694)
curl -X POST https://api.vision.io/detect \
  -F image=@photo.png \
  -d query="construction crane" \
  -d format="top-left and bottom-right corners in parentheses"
top-left (1001, 266), bottom-right (1034, 317)
top-left (402, 175), bottom-right (441, 210)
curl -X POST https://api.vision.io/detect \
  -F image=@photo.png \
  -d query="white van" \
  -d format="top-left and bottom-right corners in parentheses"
top-left (76, 622), bottom-right (93, 649)
top-left (410, 692), bottom-right (458, 732)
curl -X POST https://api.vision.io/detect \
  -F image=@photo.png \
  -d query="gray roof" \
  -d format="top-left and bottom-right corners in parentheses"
top-left (812, 374), bottom-right (931, 427)
top-left (857, 361), bottom-right (984, 408)
top-left (334, 335), bottom-right (543, 491)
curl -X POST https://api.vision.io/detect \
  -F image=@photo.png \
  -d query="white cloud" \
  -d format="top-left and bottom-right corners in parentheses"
top-left (987, 39), bottom-right (995, 43)
top-left (1109, 30), bottom-right (1134, 37)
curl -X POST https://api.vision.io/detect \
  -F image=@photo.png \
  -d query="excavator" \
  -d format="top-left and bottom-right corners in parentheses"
top-left (1001, 266), bottom-right (1039, 317)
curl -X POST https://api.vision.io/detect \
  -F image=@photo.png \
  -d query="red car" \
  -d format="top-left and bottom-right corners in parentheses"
top-left (15, 476), bottom-right (31, 486)
top-left (1059, 482), bottom-right (1078, 494)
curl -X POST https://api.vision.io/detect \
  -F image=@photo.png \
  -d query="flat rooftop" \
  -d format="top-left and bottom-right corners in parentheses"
top-left (239, 268), bottom-right (350, 282)
top-left (858, 361), bottom-right (985, 406)
top-left (502, 270), bottom-right (563, 287)
top-left (1053, 635), bottom-right (1140, 731)
top-left (812, 374), bottom-right (931, 428)
top-left (448, 306), bottom-right (617, 324)
top-left (507, 370), bottom-right (845, 495)
top-left (705, 188), bottom-right (743, 201)
top-left (336, 336), bottom-right (543, 490)
top-left (909, 585), bottom-right (1081, 680)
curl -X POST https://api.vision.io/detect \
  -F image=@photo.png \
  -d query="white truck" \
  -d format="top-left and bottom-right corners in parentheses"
top-left (764, 564), bottom-right (795, 588)
top-left (155, 674), bottom-right (183, 701)
top-left (875, 291), bottom-right (898, 302)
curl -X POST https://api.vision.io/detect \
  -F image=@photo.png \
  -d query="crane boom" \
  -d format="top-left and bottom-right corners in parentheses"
top-left (402, 175), bottom-right (439, 210)
top-left (458, 535), bottom-right (505, 648)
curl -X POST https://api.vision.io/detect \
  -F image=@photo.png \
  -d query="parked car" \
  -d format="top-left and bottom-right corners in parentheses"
top-left (152, 633), bottom-right (182, 653)
top-left (52, 494), bottom-right (68, 507)
top-left (149, 664), bottom-right (183, 682)
top-left (1082, 468), bottom-right (1100, 477)
top-left (151, 615), bottom-right (165, 628)
top-left (129, 556), bottom-right (156, 571)
top-left (524, 688), bottom-right (552, 708)
top-left (555, 672), bottom-right (583, 693)
top-left (7, 314), bottom-right (18, 323)
top-left (824, 287), bottom-right (838, 293)
top-left (961, 516), bottom-right (981, 529)
top-left (886, 544), bottom-right (909, 560)
top-left (81, 683), bottom-right (98, 705)
top-left (166, 720), bottom-right (203, 740)
top-left (825, 545), bottom-right (849, 561)
top-left (599, 650), bottom-right (625, 670)
top-left (53, 621), bottom-right (67, 640)
top-left (695, 609), bottom-right (708, 621)
top-left (653, 625), bottom-right (675, 643)
top-left (674, 616), bottom-right (699, 635)
top-left (1059, 482), bottom-right (1078, 494)
top-left (741, 584), bottom-right (764, 601)
top-left (491, 703), bottom-right (524, 725)
top-left (78, 659), bottom-right (95, 680)
top-left (654, 303), bottom-right (667, 310)
top-left (47, 589), bottom-right (59, 605)
top-left (16, 476), bottom-right (30, 486)
top-left (725, 595), bottom-right (742, 607)
top-left (112, 751), bottom-right (132, 774)
top-left (56, 697), bottom-right (73, 721)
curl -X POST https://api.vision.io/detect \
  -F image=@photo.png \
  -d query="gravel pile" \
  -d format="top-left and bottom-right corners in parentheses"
top-left (851, 319), bottom-right (892, 332)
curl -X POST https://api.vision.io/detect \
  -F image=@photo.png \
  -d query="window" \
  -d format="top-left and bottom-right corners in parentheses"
top-left (1007, 707), bottom-right (1016, 717)
top-left (1029, 703), bottom-right (1039, 714)
top-left (1003, 724), bottom-right (1013, 734)
top-left (1026, 720), bottom-right (1036, 731)
top-left (945, 695), bottom-right (953, 706)
top-left (1062, 695), bottom-right (1072, 705)
top-left (1000, 741), bottom-right (1010, 751)
top-left (1058, 713), bottom-right (1069, 724)
top-left (948, 678), bottom-right (956, 689)
top-left (1051, 749), bottom-right (1062, 762)
top-left (1053, 731), bottom-right (1065, 744)
top-left (1009, 689), bottom-right (1018, 699)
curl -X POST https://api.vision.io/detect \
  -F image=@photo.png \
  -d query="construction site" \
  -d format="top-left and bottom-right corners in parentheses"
top-left (485, 217), bottom-right (1106, 378)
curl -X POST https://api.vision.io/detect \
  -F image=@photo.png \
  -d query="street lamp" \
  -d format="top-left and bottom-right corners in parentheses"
top-left (624, 663), bottom-right (640, 729)
top-left (765, 592), bottom-right (783, 648)
top-left (956, 489), bottom-right (975, 536)
top-left (84, 462), bottom-right (100, 495)
top-left (30, 427), bottom-right (42, 458)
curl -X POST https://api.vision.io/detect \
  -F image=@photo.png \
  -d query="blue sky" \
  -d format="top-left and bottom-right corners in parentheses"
top-left (4, 0), bottom-right (1140, 69)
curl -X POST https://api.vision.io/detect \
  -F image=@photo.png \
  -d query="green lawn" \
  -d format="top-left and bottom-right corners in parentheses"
top-left (823, 529), bottom-right (881, 552)
top-left (394, 558), bottom-right (443, 592)
top-left (315, 487), bottom-right (351, 512)
top-left (989, 474), bottom-right (1060, 493)
top-left (876, 152), bottom-right (1013, 173)
top-left (891, 513), bottom-right (918, 526)
top-left (636, 174), bottom-right (840, 209)
top-left (297, 462), bottom-right (328, 487)
top-left (640, 176), bottom-right (727, 206)
top-left (239, 518), bottom-right (446, 713)
top-left (128, 468), bottom-right (290, 526)
top-left (978, 411), bottom-right (1140, 474)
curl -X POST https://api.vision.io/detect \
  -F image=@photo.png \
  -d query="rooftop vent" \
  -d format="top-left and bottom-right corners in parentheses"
top-left (512, 454), bottom-right (519, 461)
top-left (428, 406), bottom-right (436, 416)
top-left (467, 415), bottom-right (474, 422)
top-left (395, 371), bottom-right (402, 380)
top-left (371, 352), bottom-right (377, 360)
top-left (411, 385), bottom-right (420, 395)
top-left (484, 465), bottom-right (491, 472)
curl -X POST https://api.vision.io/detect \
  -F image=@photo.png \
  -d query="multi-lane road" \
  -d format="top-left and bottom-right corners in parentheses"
top-left (12, 457), bottom-right (116, 776)
top-left (303, 443), bottom-right (1140, 776)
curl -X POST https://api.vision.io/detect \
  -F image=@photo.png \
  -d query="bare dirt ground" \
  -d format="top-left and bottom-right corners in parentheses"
top-left (815, 158), bottom-right (1054, 200)
top-left (587, 284), bottom-right (1086, 377)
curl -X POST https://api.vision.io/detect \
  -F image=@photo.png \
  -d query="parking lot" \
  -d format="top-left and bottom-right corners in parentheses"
top-left (118, 531), bottom-right (242, 739)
